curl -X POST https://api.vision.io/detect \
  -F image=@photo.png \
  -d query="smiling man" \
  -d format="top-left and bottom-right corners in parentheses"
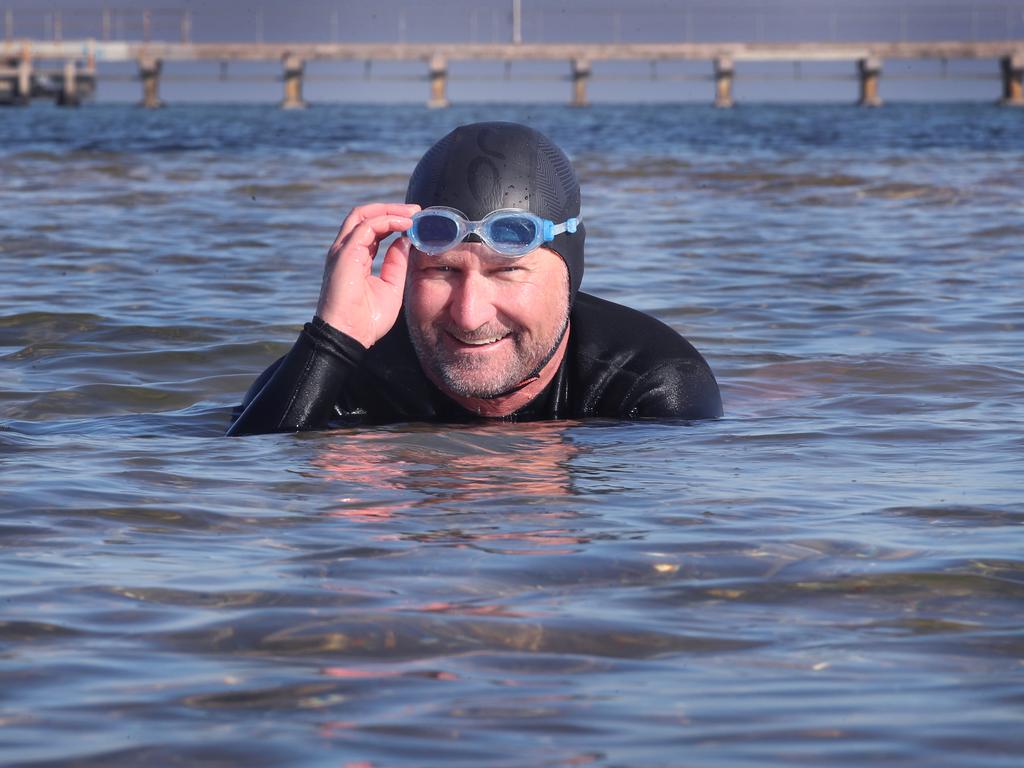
top-left (227, 122), bottom-right (721, 435)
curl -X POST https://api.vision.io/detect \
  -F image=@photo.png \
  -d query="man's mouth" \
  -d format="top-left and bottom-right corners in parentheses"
top-left (447, 330), bottom-right (511, 347)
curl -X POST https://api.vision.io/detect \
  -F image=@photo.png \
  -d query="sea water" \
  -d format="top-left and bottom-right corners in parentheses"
top-left (1, 103), bottom-right (1022, 766)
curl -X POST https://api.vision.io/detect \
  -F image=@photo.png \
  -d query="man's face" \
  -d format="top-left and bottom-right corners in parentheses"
top-left (405, 242), bottom-right (570, 400)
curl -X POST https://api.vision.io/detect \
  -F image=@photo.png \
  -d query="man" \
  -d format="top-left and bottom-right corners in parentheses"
top-left (228, 122), bottom-right (721, 435)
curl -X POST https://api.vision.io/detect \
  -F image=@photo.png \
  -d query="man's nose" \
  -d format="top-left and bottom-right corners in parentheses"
top-left (448, 272), bottom-right (497, 330)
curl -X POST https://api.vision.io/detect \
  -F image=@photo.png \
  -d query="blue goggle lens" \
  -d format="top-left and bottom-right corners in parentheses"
top-left (489, 216), bottom-right (537, 246)
top-left (411, 215), bottom-right (459, 249)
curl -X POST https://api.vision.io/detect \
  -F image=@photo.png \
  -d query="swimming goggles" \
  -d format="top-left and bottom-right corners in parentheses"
top-left (407, 206), bottom-right (581, 257)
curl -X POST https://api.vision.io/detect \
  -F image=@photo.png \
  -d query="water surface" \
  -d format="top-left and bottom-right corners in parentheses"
top-left (1, 103), bottom-right (1022, 766)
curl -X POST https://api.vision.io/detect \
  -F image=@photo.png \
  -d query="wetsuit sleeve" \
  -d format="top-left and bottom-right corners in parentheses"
top-left (566, 293), bottom-right (723, 421)
top-left (619, 359), bottom-right (723, 420)
top-left (226, 317), bottom-right (365, 436)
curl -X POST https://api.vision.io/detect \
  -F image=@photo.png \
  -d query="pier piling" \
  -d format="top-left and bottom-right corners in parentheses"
top-left (428, 53), bottom-right (449, 109)
top-left (571, 57), bottom-right (591, 107)
top-left (1000, 53), bottom-right (1024, 106)
top-left (858, 56), bottom-right (883, 107)
top-left (16, 47), bottom-right (31, 105)
top-left (714, 56), bottom-right (734, 108)
top-left (138, 57), bottom-right (163, 108)
top-left (0, 57), bottom-right (17, 104)
top-left (281, 53), bottom-right (306, 109)
top-left (57, 59), bottom-right (79, 106)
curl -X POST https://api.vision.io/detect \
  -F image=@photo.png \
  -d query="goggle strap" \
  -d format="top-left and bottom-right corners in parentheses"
top-left (544, 217), bottom-right (580, 241)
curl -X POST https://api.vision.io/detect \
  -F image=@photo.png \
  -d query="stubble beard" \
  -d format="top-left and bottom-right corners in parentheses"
top-left (408, 309), bottom-right (569, 400)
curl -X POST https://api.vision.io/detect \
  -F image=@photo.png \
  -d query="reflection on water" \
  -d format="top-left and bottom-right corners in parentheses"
top-left (312, 422), bottom-right (578, 512)
top-left (1, 104), bottom-right (1022, 767)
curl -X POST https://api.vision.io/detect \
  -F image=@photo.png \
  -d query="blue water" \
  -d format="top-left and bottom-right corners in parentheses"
top-left (1, 103), bottom-right (1022, 766)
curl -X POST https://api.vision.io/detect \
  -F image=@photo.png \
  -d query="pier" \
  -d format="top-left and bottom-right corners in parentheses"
top-left (2, 40), bottom-right (1023, 108)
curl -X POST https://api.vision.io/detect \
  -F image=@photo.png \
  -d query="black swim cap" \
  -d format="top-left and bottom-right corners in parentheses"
top-left (406, 121), bottom-right (585, 303)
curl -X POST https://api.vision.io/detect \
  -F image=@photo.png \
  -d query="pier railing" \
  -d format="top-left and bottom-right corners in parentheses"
top-left (2, 40), bottom-right (1023, 108)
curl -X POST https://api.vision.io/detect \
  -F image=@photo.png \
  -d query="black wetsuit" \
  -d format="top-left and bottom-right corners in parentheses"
top-left (227, 292), bottom-right (722, 435)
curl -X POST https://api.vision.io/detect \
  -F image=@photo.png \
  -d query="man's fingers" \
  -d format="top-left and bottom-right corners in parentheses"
top-left (378, 236), bottom-right (411, 290)
top-left (329, 214), bottom-right (414, 278)
top-left (337, 203), bottom-right (420, 241)
top-left (352, 214), bottom-right (414, 244)
top-left (344, 214), bottom-right (413, 257)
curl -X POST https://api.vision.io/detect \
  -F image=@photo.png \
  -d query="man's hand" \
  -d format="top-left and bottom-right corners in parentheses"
top-left (315, 203), bottom-right (420, 349)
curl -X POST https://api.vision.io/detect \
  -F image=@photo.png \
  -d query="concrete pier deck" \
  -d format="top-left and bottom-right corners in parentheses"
top-left (2, 39), bottom-right (1022, 107)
